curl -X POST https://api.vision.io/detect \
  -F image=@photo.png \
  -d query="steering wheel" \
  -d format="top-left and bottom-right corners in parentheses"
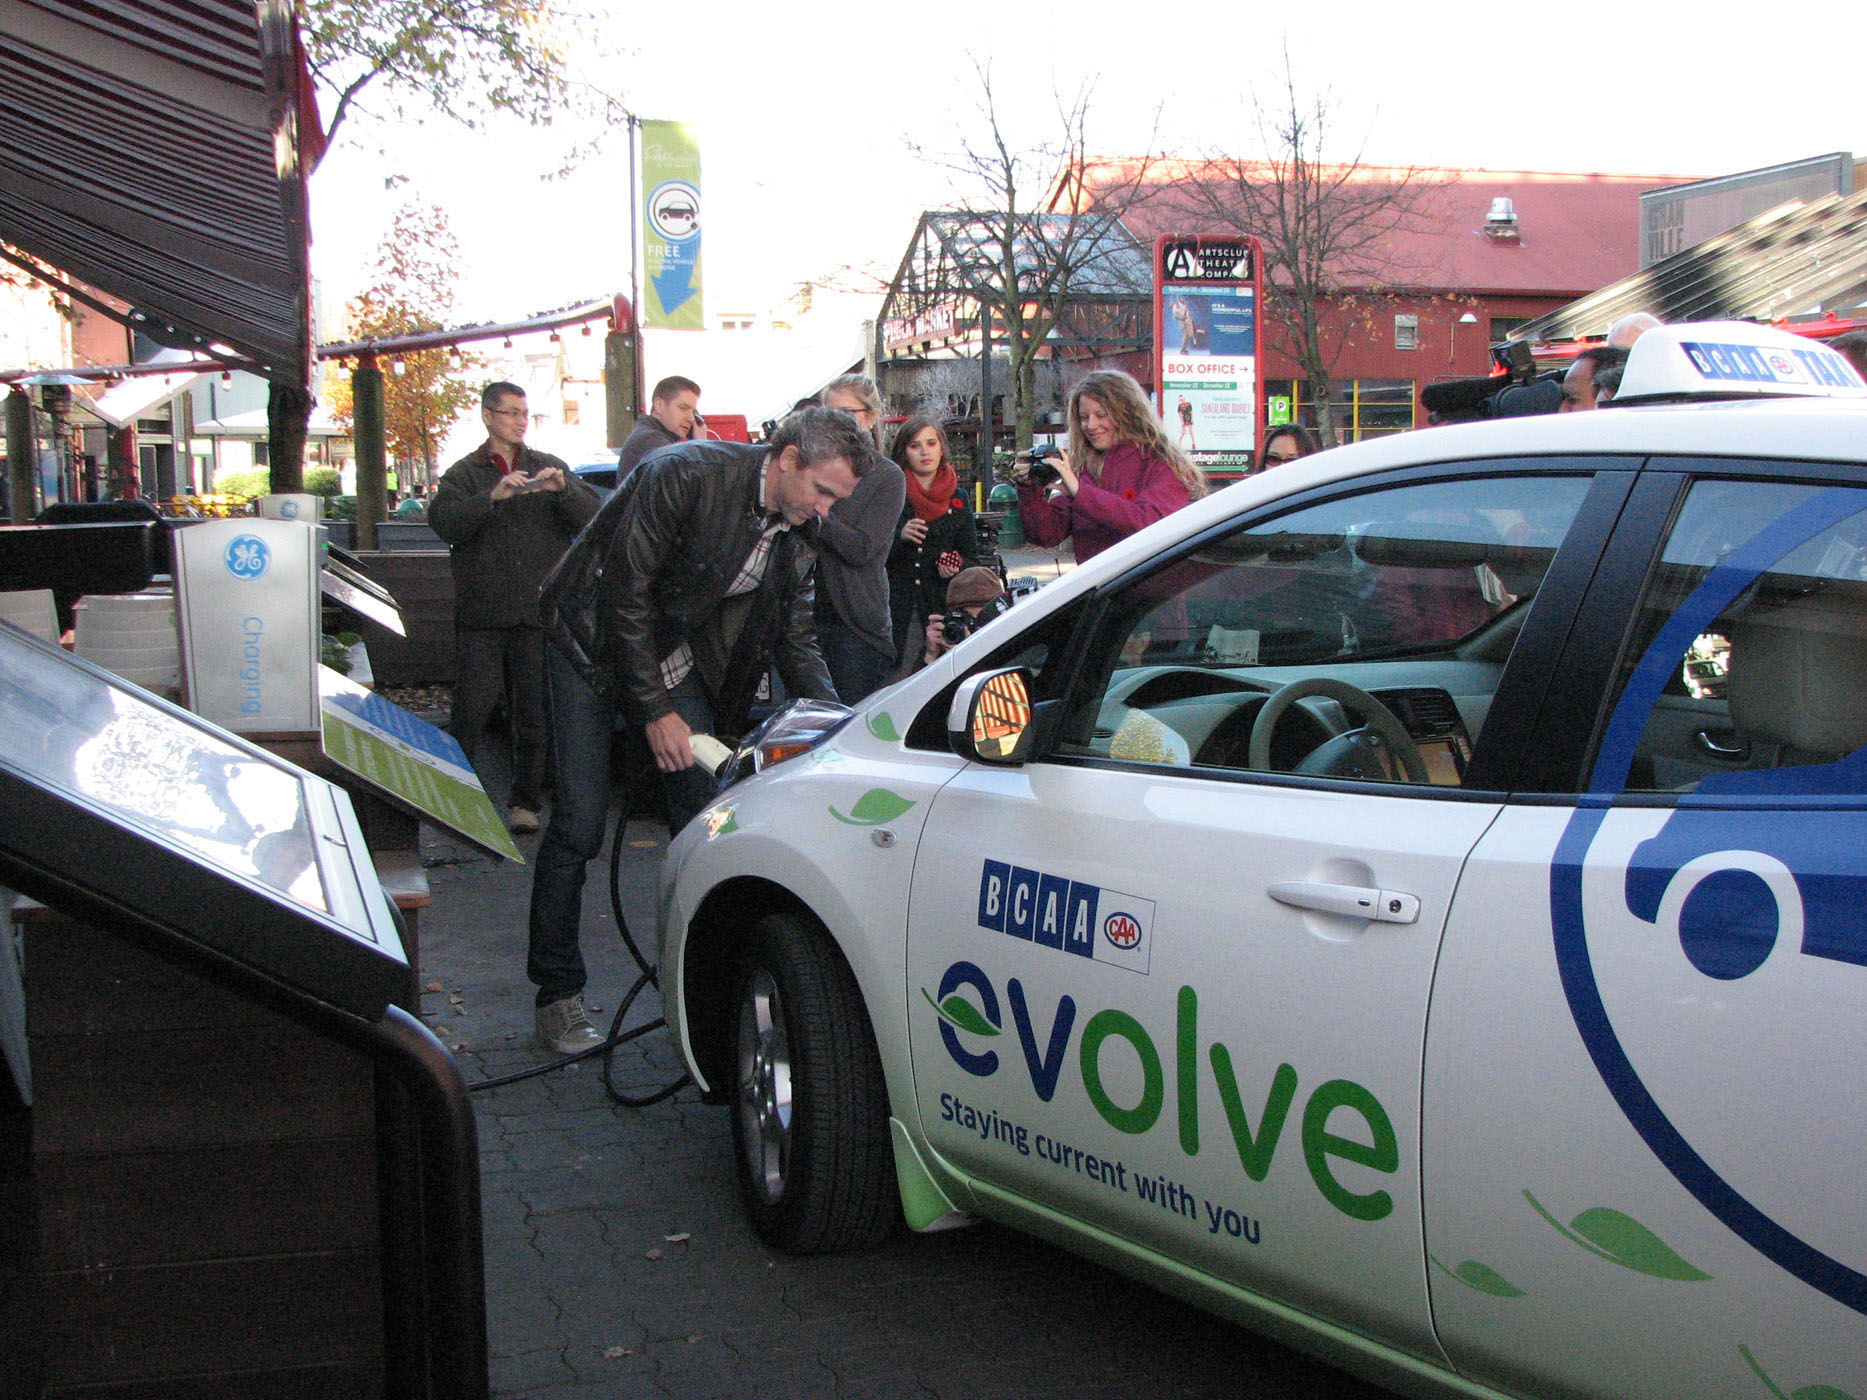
top-left (1247, 677), bottom-right (1429, 783)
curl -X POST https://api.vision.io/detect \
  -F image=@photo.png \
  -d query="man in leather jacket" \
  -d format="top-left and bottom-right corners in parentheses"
top-left (524, 407), bottom-right (872, 1053)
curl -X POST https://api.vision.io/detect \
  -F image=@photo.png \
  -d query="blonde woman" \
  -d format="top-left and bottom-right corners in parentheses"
top-left (1014, 369), bottom-right (1206, 564)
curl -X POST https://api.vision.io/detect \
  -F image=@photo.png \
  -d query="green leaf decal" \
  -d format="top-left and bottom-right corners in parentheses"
top-left (1429, 1254), bottom-right (1524, 1297)
top-left (1740, 1343), bottom-right (1860, 1400)
top-left (807, 745), bottom-right (845, 766)
top-left (1524, 1191), bottom-right (1710, 1281)
top-left (830, 788), bottom-right (916, 825)
top-left (921, 986), bottom-right (999, 1036)
top-left (867, 711), bottom-right (901, 741)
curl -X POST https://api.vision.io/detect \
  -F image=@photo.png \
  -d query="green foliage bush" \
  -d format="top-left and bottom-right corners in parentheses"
top-left (305, 466), bottom-right (342, 496)
top-left (212, 467), bottom-right (270, 500)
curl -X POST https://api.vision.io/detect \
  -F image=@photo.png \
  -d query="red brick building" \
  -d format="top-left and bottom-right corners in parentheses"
top-left (1097, 160), bottom-right (1698, 440)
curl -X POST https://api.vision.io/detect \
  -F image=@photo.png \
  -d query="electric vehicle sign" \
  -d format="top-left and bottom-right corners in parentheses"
top-left (978, 859), bottom-right (1154, 975)
top-left (1552, 487), bottom-right (1867, 1315)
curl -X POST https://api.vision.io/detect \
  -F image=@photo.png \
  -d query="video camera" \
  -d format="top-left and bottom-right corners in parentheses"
top-left (1421, 340), bottom-right (1563, 423)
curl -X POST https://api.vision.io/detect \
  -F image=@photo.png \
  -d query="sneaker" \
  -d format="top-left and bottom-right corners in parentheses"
top-left (507, 806), bottom-right (540, 834)
top-left (536, 993), bottom-right (604, 1055)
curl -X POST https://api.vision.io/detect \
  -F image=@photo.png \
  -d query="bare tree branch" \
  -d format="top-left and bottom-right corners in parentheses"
top-left (895, 58), bottom-right (1164, 448)
top-left (1157, 52), bottom-right (1447, 444)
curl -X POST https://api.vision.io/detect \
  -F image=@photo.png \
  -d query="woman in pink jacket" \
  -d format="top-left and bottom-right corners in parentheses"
top-left (1014, 369), bottom-right (1206, 563)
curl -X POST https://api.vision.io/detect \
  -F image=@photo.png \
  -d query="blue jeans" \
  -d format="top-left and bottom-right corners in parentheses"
top-left (819, 616), bottom-right (894, 706)
top-left (526, 646), bottom-right (718, 1002)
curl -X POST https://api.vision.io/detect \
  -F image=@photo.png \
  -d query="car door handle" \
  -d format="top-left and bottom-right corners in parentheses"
top-left (1694, 728), bottom-right (1750, 759)
top-left (1268, 881), bottom-right (1420, 924)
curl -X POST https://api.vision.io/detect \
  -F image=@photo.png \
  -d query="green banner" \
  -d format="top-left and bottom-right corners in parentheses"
top-left (642, 120), bottom-right (703, 330)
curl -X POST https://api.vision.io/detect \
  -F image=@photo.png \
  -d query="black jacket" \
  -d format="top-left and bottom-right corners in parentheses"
top-left (887, 491), bottom-right (981, 662)
top-left (615, 414), bottom-right (683, 481)
top-left (539, 440), bottom-right (834, 736)
top-left (428, 441), bottom-right (599, 629)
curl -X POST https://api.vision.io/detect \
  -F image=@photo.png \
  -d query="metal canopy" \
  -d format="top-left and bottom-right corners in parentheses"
top-left (880, 209), bottom-right (1152, 356)
top-left (0, 0), bottom-right (319, 386)
top-left (1515, 189), bottom-right (1867, 343)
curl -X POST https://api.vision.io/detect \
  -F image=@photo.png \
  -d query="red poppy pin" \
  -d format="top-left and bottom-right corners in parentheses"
top-left (950, 497), bottom-right (965, 510)
top-left (1121, 488), bottom-right (1138, 501)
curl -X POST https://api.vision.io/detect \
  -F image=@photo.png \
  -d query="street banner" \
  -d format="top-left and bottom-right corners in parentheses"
top-left (1155, 238), bottom-right (1263, 478)
top-left (642, 120), bottom-right (703, 330)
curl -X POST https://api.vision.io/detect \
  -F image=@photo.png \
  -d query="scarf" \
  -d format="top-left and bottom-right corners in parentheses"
top-left (903, 462), bottom-right (960, 523)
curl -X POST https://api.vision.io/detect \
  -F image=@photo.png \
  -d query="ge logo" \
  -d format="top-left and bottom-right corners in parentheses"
top-left (225, 534), bottom-right (271, 580)
top-left (1103, 912), bottom-right (1142, 950)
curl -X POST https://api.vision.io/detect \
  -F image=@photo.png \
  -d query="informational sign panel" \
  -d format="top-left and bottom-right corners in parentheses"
top-left (1155, 237), bottom-right (1263, 476)
top-left (642, 120), bottom-right (703, 330)
top-left (174, 518), bottom-right (320, 734)
top-left (318, 668), bottom-right (522, 862)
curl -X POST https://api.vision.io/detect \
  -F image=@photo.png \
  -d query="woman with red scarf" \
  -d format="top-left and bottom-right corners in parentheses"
top-left (886, 417), bottom-right (981, 666)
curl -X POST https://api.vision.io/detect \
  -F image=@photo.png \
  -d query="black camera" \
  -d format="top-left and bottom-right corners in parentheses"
top-left (1019, 446), bottom-right (1061, 486)
top-left (941, 592), bottom-right (1013, 644)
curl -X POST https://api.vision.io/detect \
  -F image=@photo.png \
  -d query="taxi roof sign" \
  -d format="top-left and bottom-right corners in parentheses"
top-left (1617, 320), bottom-right (1867, 404)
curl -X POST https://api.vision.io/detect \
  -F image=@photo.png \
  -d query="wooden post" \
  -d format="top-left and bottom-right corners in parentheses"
top-left (266, 380), bottom-right (310, 494)
top-left (5, 387), bottom-right (36, 523)
top-left (352, 355), bottom-right (387, 551)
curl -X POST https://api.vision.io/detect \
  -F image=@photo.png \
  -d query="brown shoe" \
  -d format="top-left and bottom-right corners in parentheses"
top-left (536, 994), bottom-right (604, 1055)
top-left (507, 805), bottom-right (540, 834)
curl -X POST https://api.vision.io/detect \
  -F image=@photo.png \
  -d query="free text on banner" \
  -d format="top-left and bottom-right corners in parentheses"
top-left (642, 120), bottom-right (702, 329)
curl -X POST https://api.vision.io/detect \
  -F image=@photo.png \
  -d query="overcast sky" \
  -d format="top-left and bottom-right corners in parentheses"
top-left (307, 1), bottom-right (1861, 332)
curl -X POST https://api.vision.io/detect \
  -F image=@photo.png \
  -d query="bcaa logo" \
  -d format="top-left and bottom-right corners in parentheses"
top-left (978, 859), bottom-right (1152, 975)
top-left (924, 959), bottom-right (1399, 1222)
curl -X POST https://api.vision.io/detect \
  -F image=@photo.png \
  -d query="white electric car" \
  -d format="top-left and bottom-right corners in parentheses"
top-left (659, 323), bottom-right (1867, 1400)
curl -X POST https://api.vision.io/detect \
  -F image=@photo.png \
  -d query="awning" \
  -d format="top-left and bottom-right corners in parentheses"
top-left (1516, 189), bottom-right (1867, 343)
top-left (0, 0), bottom-right (320, 386)
top-left (81, 367), bottom-right (206, 428)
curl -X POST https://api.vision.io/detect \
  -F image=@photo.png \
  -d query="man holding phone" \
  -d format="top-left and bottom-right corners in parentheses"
top-left (431, 381), bottom-right (600, 834)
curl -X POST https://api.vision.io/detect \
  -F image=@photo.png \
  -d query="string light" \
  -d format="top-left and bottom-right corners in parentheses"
top-left (503, 336), bottom-right (514, 349)
top-left (219, 370), bottom-right (233, 388)
top-left (449, 347), bottom-right (462, 370)
top-left (392, 357), bottom-right (406, 376)
top-left (582, 323), bottom-right (594, 337)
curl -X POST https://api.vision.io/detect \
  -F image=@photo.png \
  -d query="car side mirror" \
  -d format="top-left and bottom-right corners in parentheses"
top-left (947, 667), bottom-right (1038, 765)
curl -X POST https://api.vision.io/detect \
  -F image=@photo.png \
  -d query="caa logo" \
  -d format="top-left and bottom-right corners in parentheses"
top-left (1103, 912), bottom-right (1142, 951)
top-left (224, 534), bottom-right (271, 580)
top-left (977, 859), bottom-right (1153, 975)
top-left (1554, 486), bottom-right (1867, 1317)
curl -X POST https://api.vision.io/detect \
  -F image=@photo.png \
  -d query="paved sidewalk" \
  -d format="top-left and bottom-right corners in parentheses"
top-left (417, 820), bottom-right (1390, 1400)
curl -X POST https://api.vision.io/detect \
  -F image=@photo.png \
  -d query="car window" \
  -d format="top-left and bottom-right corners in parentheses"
top-left (1594, 478), bottom-right (1867, 799)
top-left (1049, 474), bottom-right (1592, 787)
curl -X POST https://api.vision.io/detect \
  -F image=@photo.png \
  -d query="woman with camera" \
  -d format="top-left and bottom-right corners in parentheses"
top-left (887, 416), bottom-right (981, 666)
top-left (1014, 369), bottom-right (1205, 564)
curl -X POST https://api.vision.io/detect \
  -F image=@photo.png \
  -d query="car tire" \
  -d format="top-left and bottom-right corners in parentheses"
top-left (730, 913), bottom-right (899, 1253)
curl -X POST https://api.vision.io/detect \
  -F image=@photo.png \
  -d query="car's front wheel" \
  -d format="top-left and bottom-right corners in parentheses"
top-left (730, 913), bottom-right (899, 1253)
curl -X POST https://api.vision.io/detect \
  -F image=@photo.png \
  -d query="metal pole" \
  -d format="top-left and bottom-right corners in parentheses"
top-left (628, 114), bottom-right (645, 416)
top-left (977, 302), bottom-right (993, 483)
